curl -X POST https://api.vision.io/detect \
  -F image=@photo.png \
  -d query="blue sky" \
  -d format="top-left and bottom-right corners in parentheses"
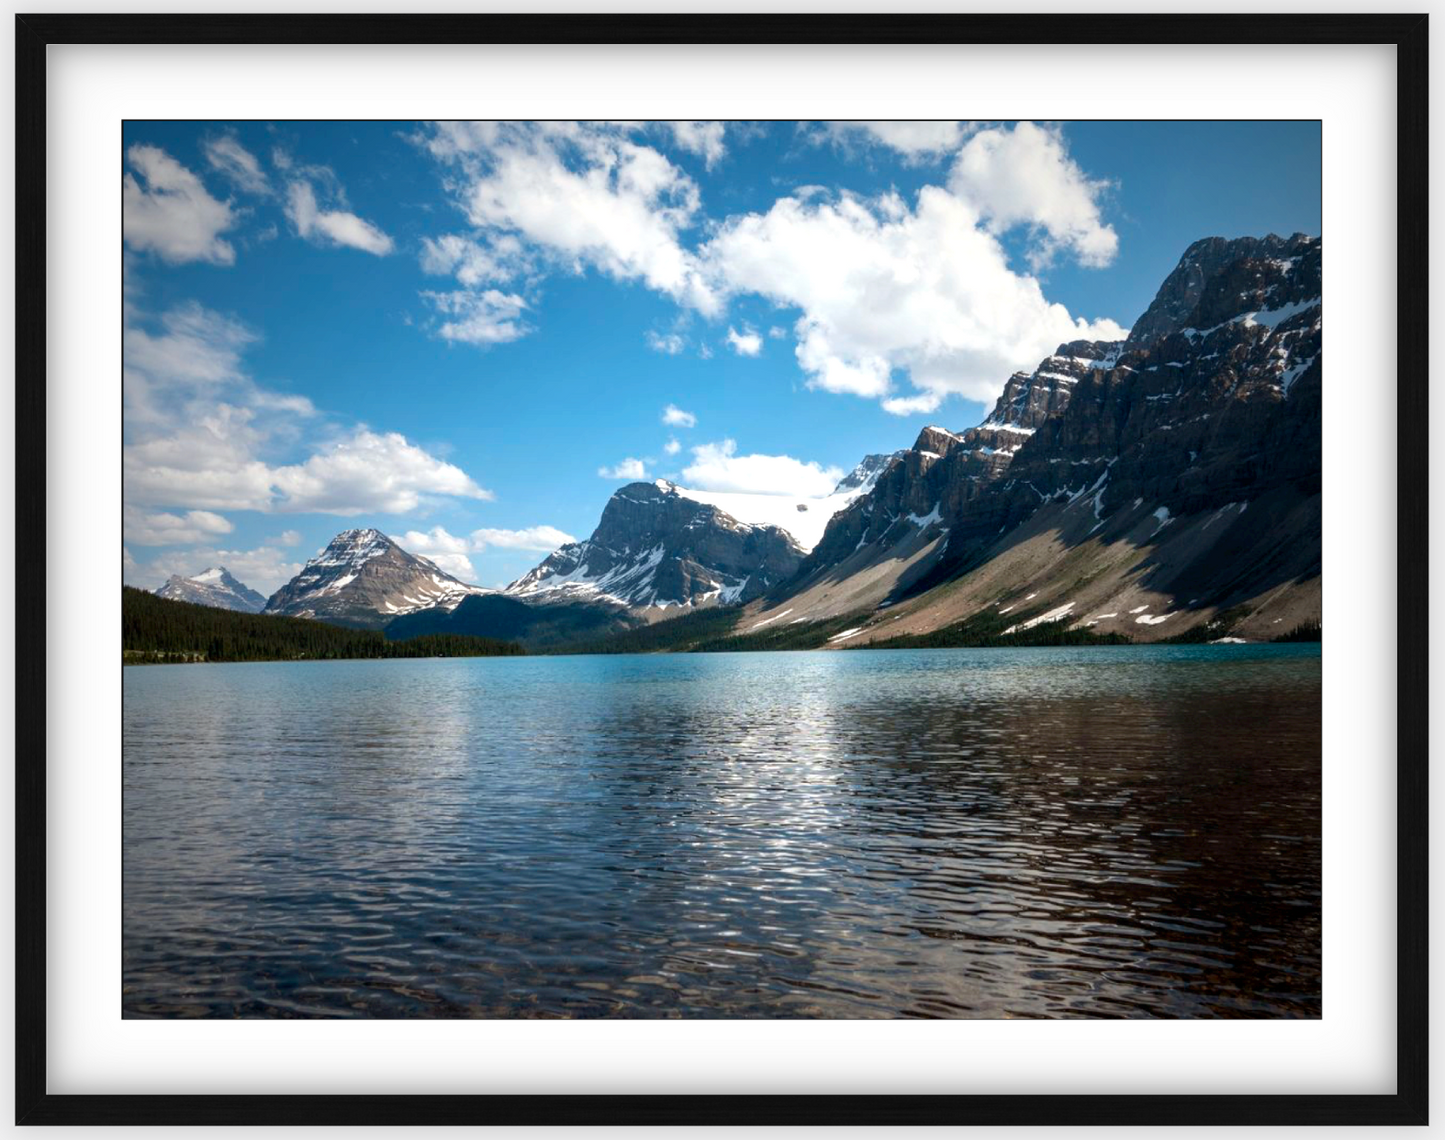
top-left (121, 120), bottom-right (1320, 593)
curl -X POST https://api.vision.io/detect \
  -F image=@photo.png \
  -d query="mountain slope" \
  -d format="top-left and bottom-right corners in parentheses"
top-left (738, 233), bottom-right (1321, 646)
top-left (385, 593), bottom-right (638, 650)
top-left (263, 528), bottom-right (490, 629)
top-left (155, 566), bottom-right (267, 613)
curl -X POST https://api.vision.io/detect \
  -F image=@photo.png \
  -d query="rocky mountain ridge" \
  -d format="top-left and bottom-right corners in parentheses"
top-left (262, 528), bottom-right (490, 630)
top-left (156, 566), bottom-right (267, 613)
top-left (738, 232), bottom-right (1322, 645)
top-left (505, 481), bottom-right (805, 611)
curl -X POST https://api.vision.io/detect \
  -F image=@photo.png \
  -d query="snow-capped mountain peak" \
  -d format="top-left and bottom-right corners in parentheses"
top-left (263, 530), bottom-right (490, 629)
top-left (309, 528), bottom-right (392, 569)
top-left (506, 481), bottom-right (803, 611)
top-left (156, 566), bottom-right (268, 613)
top-left (832, 452), bottom-right (905, 496)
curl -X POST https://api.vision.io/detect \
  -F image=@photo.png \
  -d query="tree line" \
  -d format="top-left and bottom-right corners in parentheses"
top-left (122, 587), bottom-right (525, 664)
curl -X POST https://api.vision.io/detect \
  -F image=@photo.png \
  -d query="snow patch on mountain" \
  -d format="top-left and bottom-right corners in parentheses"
top-left (264, 529), bottom-right (490, 628)
top-left (156, 566), bottom-right (268, 613)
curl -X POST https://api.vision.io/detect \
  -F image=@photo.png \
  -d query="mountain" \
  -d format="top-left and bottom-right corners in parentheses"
top-left (155, 567), bottom-right (267, 613)
top-left (505, 481), bottom-right (806, 611)
top-left (497, 452), bottom-right (902, 624)
top-left (262, 528), bottom-right (489, 629)
top-left (734, 232), bottom-right (1322, 646)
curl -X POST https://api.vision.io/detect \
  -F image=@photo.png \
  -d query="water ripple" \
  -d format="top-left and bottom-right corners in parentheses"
top-left (123, 644), bottom-right (1321, 1018)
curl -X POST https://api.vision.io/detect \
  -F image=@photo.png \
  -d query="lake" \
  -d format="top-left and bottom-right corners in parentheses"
top-left (123, 644), bottom-right (1321, 1019)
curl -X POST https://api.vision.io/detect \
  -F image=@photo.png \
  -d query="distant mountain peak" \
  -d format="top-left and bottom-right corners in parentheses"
top-left (833, 452), bottom-right (905, 494)
top-left (506, 481), bottom-right (803, 611)
top-left (311, 528), bottom-right (395, 566)
top-left (156, 567), bottom-right (267, 613)
top-left (264, 529), bottom-right (488, 629)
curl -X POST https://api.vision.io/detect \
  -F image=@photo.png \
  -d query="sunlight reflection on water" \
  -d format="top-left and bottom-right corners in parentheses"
top-left (123, 644), bottom-right (1321, 1019)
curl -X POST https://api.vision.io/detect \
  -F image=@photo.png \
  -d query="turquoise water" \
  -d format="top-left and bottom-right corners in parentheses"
top-left (123, 644), bottom-right (1321, 1018)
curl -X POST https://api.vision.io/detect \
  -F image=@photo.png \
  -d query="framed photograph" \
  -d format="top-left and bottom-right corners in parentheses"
top-left (16, 12), bottom-right (1427, 1129)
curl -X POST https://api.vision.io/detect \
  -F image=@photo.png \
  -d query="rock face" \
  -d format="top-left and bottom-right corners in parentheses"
top-left (506, 481), bottom-right (805, 610)
top-left (155, 567), bottom-right (266, 613)
top-left (1127, 233), bottom-right (1318, 345)
top-left (748, 233), bottom-right (1322, 643)
top-left (263, 529), bottom-right (489, 629)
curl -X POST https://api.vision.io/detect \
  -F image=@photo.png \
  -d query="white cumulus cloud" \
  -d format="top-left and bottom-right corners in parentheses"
top-left (124, 298), bottom-right (493, 517)
top-left (663, 438), bottom-right (681, 456)
top-left (665, 121), bottom-right (728, 169)
top-left (948, 121), bottom-right (1118, 269)
top-left (123, 144), bottom-right (237, 265)
top-left (412, 120), bottom-right (1124, 416)
top-left (598, 458), bottom-right (648, 480)
top-left (427, 552), bottom-right (480, 580)
top-left (270, 430), bottom-right (493, 515)
top-left (661, 404), bottom-right (696, 428)
top-left (681, 440), bottom-right (842, 498)
top-left (418, 121), bottom-right (718, 314)
top-left (700, 184), bottom-right (1125, 413)
top-left (726, 327), bottom-right (763, 357)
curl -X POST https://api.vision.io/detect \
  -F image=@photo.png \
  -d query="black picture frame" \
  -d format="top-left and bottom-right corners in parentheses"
top-left (15, 13), bottom-right (1428, 1128)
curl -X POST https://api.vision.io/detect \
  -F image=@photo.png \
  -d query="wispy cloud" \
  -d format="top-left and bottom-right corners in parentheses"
top-left (661, 404), bottom-right (696, 428)
top-left (123, 505), bottom-right (234, 546)
top-left (646, 330), bottom-right (686, 355)
top-left (203, 134), bottom-right (271, 195)
top-left (285, 180), bottom-right (394, 256)
top-left (423, 288), bottom-right (528, 346)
